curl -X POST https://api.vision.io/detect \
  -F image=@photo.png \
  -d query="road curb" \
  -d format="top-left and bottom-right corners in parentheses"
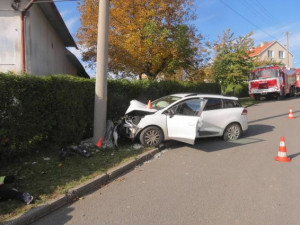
top-left (3, 148), bottom-right (159, 225)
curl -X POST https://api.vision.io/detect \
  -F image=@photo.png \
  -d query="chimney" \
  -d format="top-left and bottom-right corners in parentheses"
top-left (260, 42), bottom-right (265, 47)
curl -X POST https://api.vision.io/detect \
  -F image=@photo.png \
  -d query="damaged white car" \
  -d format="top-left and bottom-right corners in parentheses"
top-left (122, 93), bottom-right (248, 147)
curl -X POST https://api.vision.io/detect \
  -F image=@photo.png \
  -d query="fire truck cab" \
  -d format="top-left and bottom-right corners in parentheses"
top-left (296, 69), bottom-right (300, 93)
top-left (249, 65), bottom-right (296, 100)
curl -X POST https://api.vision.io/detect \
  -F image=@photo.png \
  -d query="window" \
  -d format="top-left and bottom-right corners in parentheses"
top-left (204, 98), bottom-right (222, 111)
top-left (279, 51), bottom-right (285, 59)
top-left (254, 69), bottom-right (278, 79)
top-left (172, 99), bottom-right (201, 116)
top-left (152, 96), bottom-right (182, 110)
top-left (268, 50), bottom-right (274, 58)
top-left (223, 99), bottom-right (241, 108)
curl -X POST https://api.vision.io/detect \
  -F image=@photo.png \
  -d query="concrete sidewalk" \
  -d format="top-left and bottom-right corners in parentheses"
top-left (3, 148), bottom-right (159, 225)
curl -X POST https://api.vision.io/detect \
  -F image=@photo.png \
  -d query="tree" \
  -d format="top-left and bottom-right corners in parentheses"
top-left (253, 59), bottom-right (284, 67)
top-left (77, 0), bottom-right (207, 79)
top-left (211, 29), bottom-right (255, 88)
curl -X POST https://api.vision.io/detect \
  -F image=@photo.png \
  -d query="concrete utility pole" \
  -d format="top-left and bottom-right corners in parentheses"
top-left (93, 0), bottom-right (109, 144)
top-left (286, 32), bottom-right (290, 68)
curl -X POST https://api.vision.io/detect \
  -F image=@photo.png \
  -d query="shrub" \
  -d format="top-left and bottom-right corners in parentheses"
top-left (0, 73), bottom-right (220, 159)
top-left (223, 83), bottom-right (249, 98)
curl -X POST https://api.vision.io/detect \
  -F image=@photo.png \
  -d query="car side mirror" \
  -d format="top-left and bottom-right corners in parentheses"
top-left (164, 109), bottom-right (175, 118)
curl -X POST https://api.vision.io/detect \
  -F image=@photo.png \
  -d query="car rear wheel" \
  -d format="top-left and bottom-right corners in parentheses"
top-left (223, 123), bottom-right (242, 142)
top-left (139, 126), bottom-right (164, 147)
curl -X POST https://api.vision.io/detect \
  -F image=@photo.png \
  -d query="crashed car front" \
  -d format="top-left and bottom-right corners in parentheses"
top-left (122, 100), bottom-right (157, 139)
top-left (122, 95), bottom-right (182, 141)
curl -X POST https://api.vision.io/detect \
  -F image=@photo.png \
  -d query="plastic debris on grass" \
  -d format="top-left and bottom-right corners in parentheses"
top-left (133, 144), bottom-right (143, 150)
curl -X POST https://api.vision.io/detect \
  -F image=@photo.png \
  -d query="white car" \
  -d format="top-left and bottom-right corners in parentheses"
top-left (122, 93), bottom-right (248, 146)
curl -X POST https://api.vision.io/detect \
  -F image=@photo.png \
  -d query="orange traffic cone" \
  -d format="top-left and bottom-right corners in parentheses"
top-left (147, 100), bottom-right (152, 109)
top-left (95, 137), bottom-right (103, 148)
top-left (275, 137), bottom-right (291, 162)
top-left (288, 107), bottom-right (295, 119)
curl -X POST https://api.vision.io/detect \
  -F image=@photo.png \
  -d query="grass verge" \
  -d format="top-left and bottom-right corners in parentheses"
top-left (239, 97), bottom-right (258, 107)
top-left (0, 141), bottom-right (149, 222)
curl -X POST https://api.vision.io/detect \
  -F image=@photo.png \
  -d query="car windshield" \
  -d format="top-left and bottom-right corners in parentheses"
top-left (250, 69), bottom-right (278, 80)
top-left (152, 95), bottom-right (182, 110)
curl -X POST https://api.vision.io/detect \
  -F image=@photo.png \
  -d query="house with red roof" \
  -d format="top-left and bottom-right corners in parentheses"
top-left (249, 41), bottom-right (293, 68)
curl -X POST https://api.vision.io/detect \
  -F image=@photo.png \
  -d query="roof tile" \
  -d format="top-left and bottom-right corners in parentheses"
top-left (249, 41), bottom-right (275, 57)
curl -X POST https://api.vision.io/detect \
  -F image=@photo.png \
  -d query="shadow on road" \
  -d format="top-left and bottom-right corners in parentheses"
top-left (289, 152), bottom-right (300, 159)
top-left (27, 206), bottom-right (74, 225)
top-left (164, 124), bottom-right (274, 152)
top-left (248, 110), bottom-right (300, 123)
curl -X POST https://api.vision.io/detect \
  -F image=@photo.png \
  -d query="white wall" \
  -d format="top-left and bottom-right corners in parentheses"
top-left (0, 0), bottom-right (79, 76)
top-left (0, 1), bottom-right (24, 73)
top-left (25, 4), bottom-right (77, 76)
top-left (260, 42), bottom-right (293, 67)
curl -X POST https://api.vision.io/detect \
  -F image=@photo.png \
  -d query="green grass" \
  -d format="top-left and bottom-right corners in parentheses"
top-left (0, 141), bottom-right (149, 222)
top-left (239, 97), bottom-right (258, 107)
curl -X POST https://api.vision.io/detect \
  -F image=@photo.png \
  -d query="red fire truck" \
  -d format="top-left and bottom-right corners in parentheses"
top-left (296, 69), bottom-right (300, 93)
top-left (249, 65), bottom-right (296, 100)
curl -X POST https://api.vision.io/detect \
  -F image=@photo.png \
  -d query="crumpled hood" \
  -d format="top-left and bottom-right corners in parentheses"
top-left (125, 100), bottom-right (157, 114)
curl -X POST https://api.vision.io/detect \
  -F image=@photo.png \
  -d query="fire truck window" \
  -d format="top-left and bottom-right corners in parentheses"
top-left (256, 69), bottom-right (278, 79)
top-left (204, 98), bottom-right (222, 111)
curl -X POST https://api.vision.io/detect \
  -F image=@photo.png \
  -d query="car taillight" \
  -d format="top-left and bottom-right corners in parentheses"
top-left (241, 109), bottom-right (248, 115)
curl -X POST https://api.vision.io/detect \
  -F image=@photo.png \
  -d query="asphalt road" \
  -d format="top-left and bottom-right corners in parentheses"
top-left (32, 97), bottom-right (300, 225)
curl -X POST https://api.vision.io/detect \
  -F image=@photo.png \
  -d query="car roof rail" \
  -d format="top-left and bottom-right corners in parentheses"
top-left (186, 93), bottom-right (198, 97)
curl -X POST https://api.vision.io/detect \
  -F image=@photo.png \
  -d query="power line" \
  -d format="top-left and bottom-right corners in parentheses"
top-left (253, 0), bottom-right (278, 23)
top-left (219, 0), bottom-right (277, 40)
top-left (242, 0), bottom-right (273, 26)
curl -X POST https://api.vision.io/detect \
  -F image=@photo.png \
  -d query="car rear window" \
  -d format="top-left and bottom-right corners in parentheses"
top-left (204, 98), bottom-right (222, 111)
top-left (223, 99), bottom-right (241, 108)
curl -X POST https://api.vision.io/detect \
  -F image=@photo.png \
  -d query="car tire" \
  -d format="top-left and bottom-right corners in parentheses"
top-left (139, 126), bottom-right (164, 147)
top-left (223, 123), bottom-right (242, 142)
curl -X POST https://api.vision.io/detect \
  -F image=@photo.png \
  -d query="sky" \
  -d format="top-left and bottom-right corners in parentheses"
top-left (55, 0), bottom-right (300, 77)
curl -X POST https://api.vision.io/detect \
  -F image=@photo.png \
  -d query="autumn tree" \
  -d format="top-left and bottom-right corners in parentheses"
top-left (211, 29), bottom-right (255, 88)
top-left (253, 59), bottom-right (284, 67)
top-left (77, 0), bottom-right (208, 79)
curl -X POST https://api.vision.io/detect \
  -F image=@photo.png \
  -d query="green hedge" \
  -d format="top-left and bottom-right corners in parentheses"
top-left (223, 83), bottom-right (249, 98)
top-left (0, 73), bottom-right (220, 158)
top-left (0, 74), bottom-right (94, 159)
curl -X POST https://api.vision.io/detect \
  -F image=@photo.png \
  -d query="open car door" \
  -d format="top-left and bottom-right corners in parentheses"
top-left (166, 98), bottom-right (206, 145)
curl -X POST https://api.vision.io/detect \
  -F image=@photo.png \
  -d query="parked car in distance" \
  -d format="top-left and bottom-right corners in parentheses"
top-left (122, 93), bottom-right (248, 147)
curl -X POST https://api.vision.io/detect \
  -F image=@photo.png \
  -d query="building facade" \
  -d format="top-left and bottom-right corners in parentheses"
top-left (0, 0), bottom-right (88, 78)
top-left (249, 41), bottom-right (293, 68)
